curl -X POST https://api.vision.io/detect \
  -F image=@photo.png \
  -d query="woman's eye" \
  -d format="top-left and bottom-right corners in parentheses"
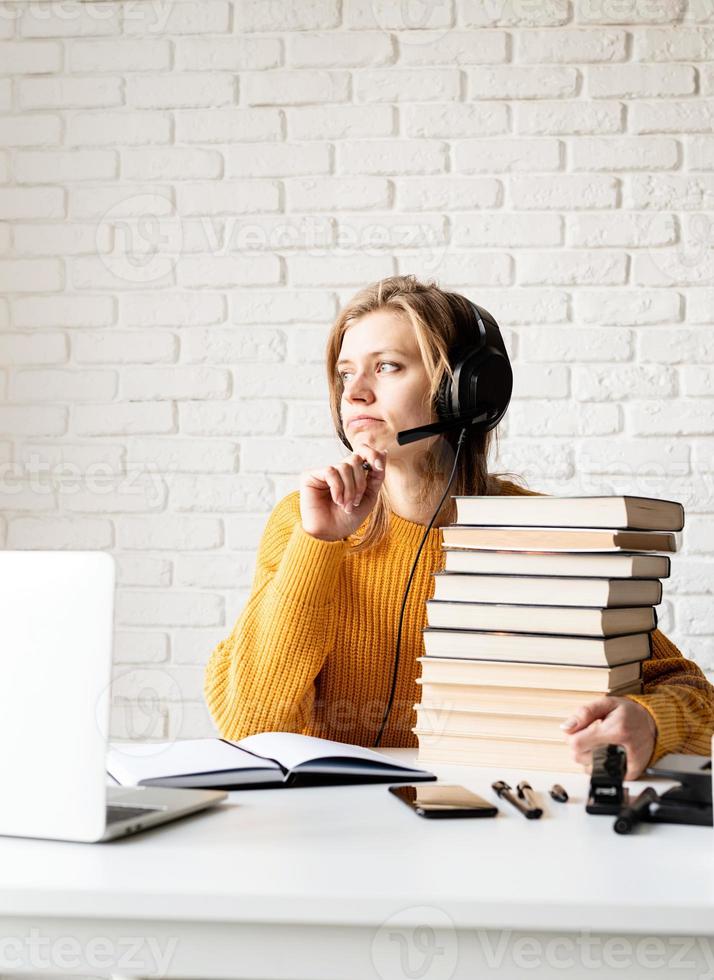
top-left (340, 362), bottom-right (398, 382)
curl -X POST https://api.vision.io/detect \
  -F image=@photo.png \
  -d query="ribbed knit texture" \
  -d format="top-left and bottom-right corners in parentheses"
top-left (204, 480), bottom-right (714, 762)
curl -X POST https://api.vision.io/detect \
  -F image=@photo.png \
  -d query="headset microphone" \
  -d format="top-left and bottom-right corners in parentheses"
top-left (396, 407), bottom-right (499, 446)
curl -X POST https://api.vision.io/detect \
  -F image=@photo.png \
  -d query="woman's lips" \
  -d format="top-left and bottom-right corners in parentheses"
top-left (349, 418), bottom-right (383, 429)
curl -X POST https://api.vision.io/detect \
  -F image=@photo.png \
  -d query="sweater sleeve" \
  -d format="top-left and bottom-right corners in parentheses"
top-left (204, 492), bottom-right (349, 740)
top-left (625, 628), bottom-right (714, 764)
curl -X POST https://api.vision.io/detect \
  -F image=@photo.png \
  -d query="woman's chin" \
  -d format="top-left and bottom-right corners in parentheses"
top-left (353, 431), bottom-right (387, 448)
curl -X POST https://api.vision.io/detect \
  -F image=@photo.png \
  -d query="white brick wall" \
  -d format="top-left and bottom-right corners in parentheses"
top-left (0, 0), bottom-right (712, 743)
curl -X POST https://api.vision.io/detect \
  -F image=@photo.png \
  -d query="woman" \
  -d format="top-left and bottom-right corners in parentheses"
top-left (205, 275), bottom-right (713, 778)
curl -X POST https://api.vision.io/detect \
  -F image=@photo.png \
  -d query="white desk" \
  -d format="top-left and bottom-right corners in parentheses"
top-left (0, 749), bottom-right (712, 980)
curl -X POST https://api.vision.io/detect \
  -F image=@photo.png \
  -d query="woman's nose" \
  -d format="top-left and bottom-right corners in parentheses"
top-left (344, 371), bottom-right (375, 400)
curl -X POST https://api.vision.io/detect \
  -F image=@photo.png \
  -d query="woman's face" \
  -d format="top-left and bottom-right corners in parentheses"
top-left (337, 308), bottom-right (439, 461)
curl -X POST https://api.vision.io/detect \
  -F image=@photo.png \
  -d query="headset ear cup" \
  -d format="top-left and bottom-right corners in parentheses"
top-left (436, 367), bottom-right (454, 423)
top-left (457, 347), bottom-right (513, 429)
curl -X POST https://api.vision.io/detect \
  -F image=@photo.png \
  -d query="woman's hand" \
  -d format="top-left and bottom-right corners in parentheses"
top-left (299, 446), bottom-right (388, 542)
top-left (560, 696), bottom-right (657, 780)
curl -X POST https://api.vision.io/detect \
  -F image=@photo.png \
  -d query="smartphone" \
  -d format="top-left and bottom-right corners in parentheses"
top-left (389, 784), bottom-right (498, 819)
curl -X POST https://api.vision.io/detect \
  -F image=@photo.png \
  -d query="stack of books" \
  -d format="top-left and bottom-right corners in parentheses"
top-left (413, 495), bottom-right (684, 773)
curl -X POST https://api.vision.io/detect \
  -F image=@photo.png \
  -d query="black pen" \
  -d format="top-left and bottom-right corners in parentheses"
top-left (614, 786), bottom-right (658, 835)
top-left (492, 780), bottom-right (543, 820)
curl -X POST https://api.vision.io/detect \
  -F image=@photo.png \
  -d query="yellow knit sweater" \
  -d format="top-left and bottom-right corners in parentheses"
top-left (204, 480), bottom-right (714, 764)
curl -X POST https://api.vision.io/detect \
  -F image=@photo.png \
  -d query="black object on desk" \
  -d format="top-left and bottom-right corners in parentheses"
top-left (586, 744), bottom-right (629, 815)
top-left (614, 786), bottom-right (659, 835)
top-left (550, 783), bottom-right (569, 803)
top-left (645, 754), bottom-right (713, 828)
top-left (389, 784), bottom-right (498, 819)
top-left (587, 747), bottom-right (713, 831)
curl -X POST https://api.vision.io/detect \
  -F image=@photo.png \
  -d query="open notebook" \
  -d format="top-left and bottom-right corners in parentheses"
top-left (106, 732), bottom-right (436, 789)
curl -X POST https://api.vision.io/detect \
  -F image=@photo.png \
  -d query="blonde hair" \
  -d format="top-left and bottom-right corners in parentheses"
top-left (326, 274), bottom-right (521, 555)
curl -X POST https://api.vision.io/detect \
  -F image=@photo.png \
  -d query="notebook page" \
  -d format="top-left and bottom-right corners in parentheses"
top-left (107, 738), bottom-right (281, 784)
top-left (235, 732), bottom-right (424, 773)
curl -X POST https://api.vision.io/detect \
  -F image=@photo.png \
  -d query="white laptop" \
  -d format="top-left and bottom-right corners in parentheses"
top-left (0, 551), bottom-right (226, 842)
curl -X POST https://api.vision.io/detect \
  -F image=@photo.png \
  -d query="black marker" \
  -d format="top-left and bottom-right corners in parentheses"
top-left (492, 780), bottom-right (543, 820)
top-left (614, 786), bottom-right (658, 835)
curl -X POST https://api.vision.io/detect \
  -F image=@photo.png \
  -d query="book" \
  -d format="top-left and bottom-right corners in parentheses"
top-left (422, 628), bottom-right (651, 667)
top-left (433, 572), bottom-right (663, 608)
top-left (417, 656), bottom-right (642, 692)
top-left (441, 526), bottom-right (679, 553)
top-left (453, 495), bottom-right (684, 531)
top-left (414, 730), bottom-right (584, 773)
top-left (425, 600), bottom-right (657, 637)
top-left (416, 679), bottom-right (643, 716)
top-left (443, 550), bottom-right (671, 579)
top-left (414, 705), bottom-right (573, 741)
top-left (106, 732), bottom-right (436, 790)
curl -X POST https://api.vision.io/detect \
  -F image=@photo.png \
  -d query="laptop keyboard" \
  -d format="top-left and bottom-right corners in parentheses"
top-left (106, 805), bottom-right (160, 824)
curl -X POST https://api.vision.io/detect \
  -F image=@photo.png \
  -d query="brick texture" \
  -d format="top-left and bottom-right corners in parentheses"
top-left (1, 0), bottom-right (712, 738)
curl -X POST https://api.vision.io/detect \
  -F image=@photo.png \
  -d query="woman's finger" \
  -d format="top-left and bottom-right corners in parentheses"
top-left (349, 454), bottom-right (369, 501)
top-left (322, 465), bottom-right (346, 507)
top-left (361, 450), bottom-right (388, 501)
top-left (353, 451), bottom-right (383, 505)
top-left (338, 460), bottom-right (358, 507)
top-left (360, 446), bottom-right (386, 467)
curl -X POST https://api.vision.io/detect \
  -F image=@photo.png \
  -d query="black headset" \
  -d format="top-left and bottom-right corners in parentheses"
top-left (337, 299), bottom-right (512, 452)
